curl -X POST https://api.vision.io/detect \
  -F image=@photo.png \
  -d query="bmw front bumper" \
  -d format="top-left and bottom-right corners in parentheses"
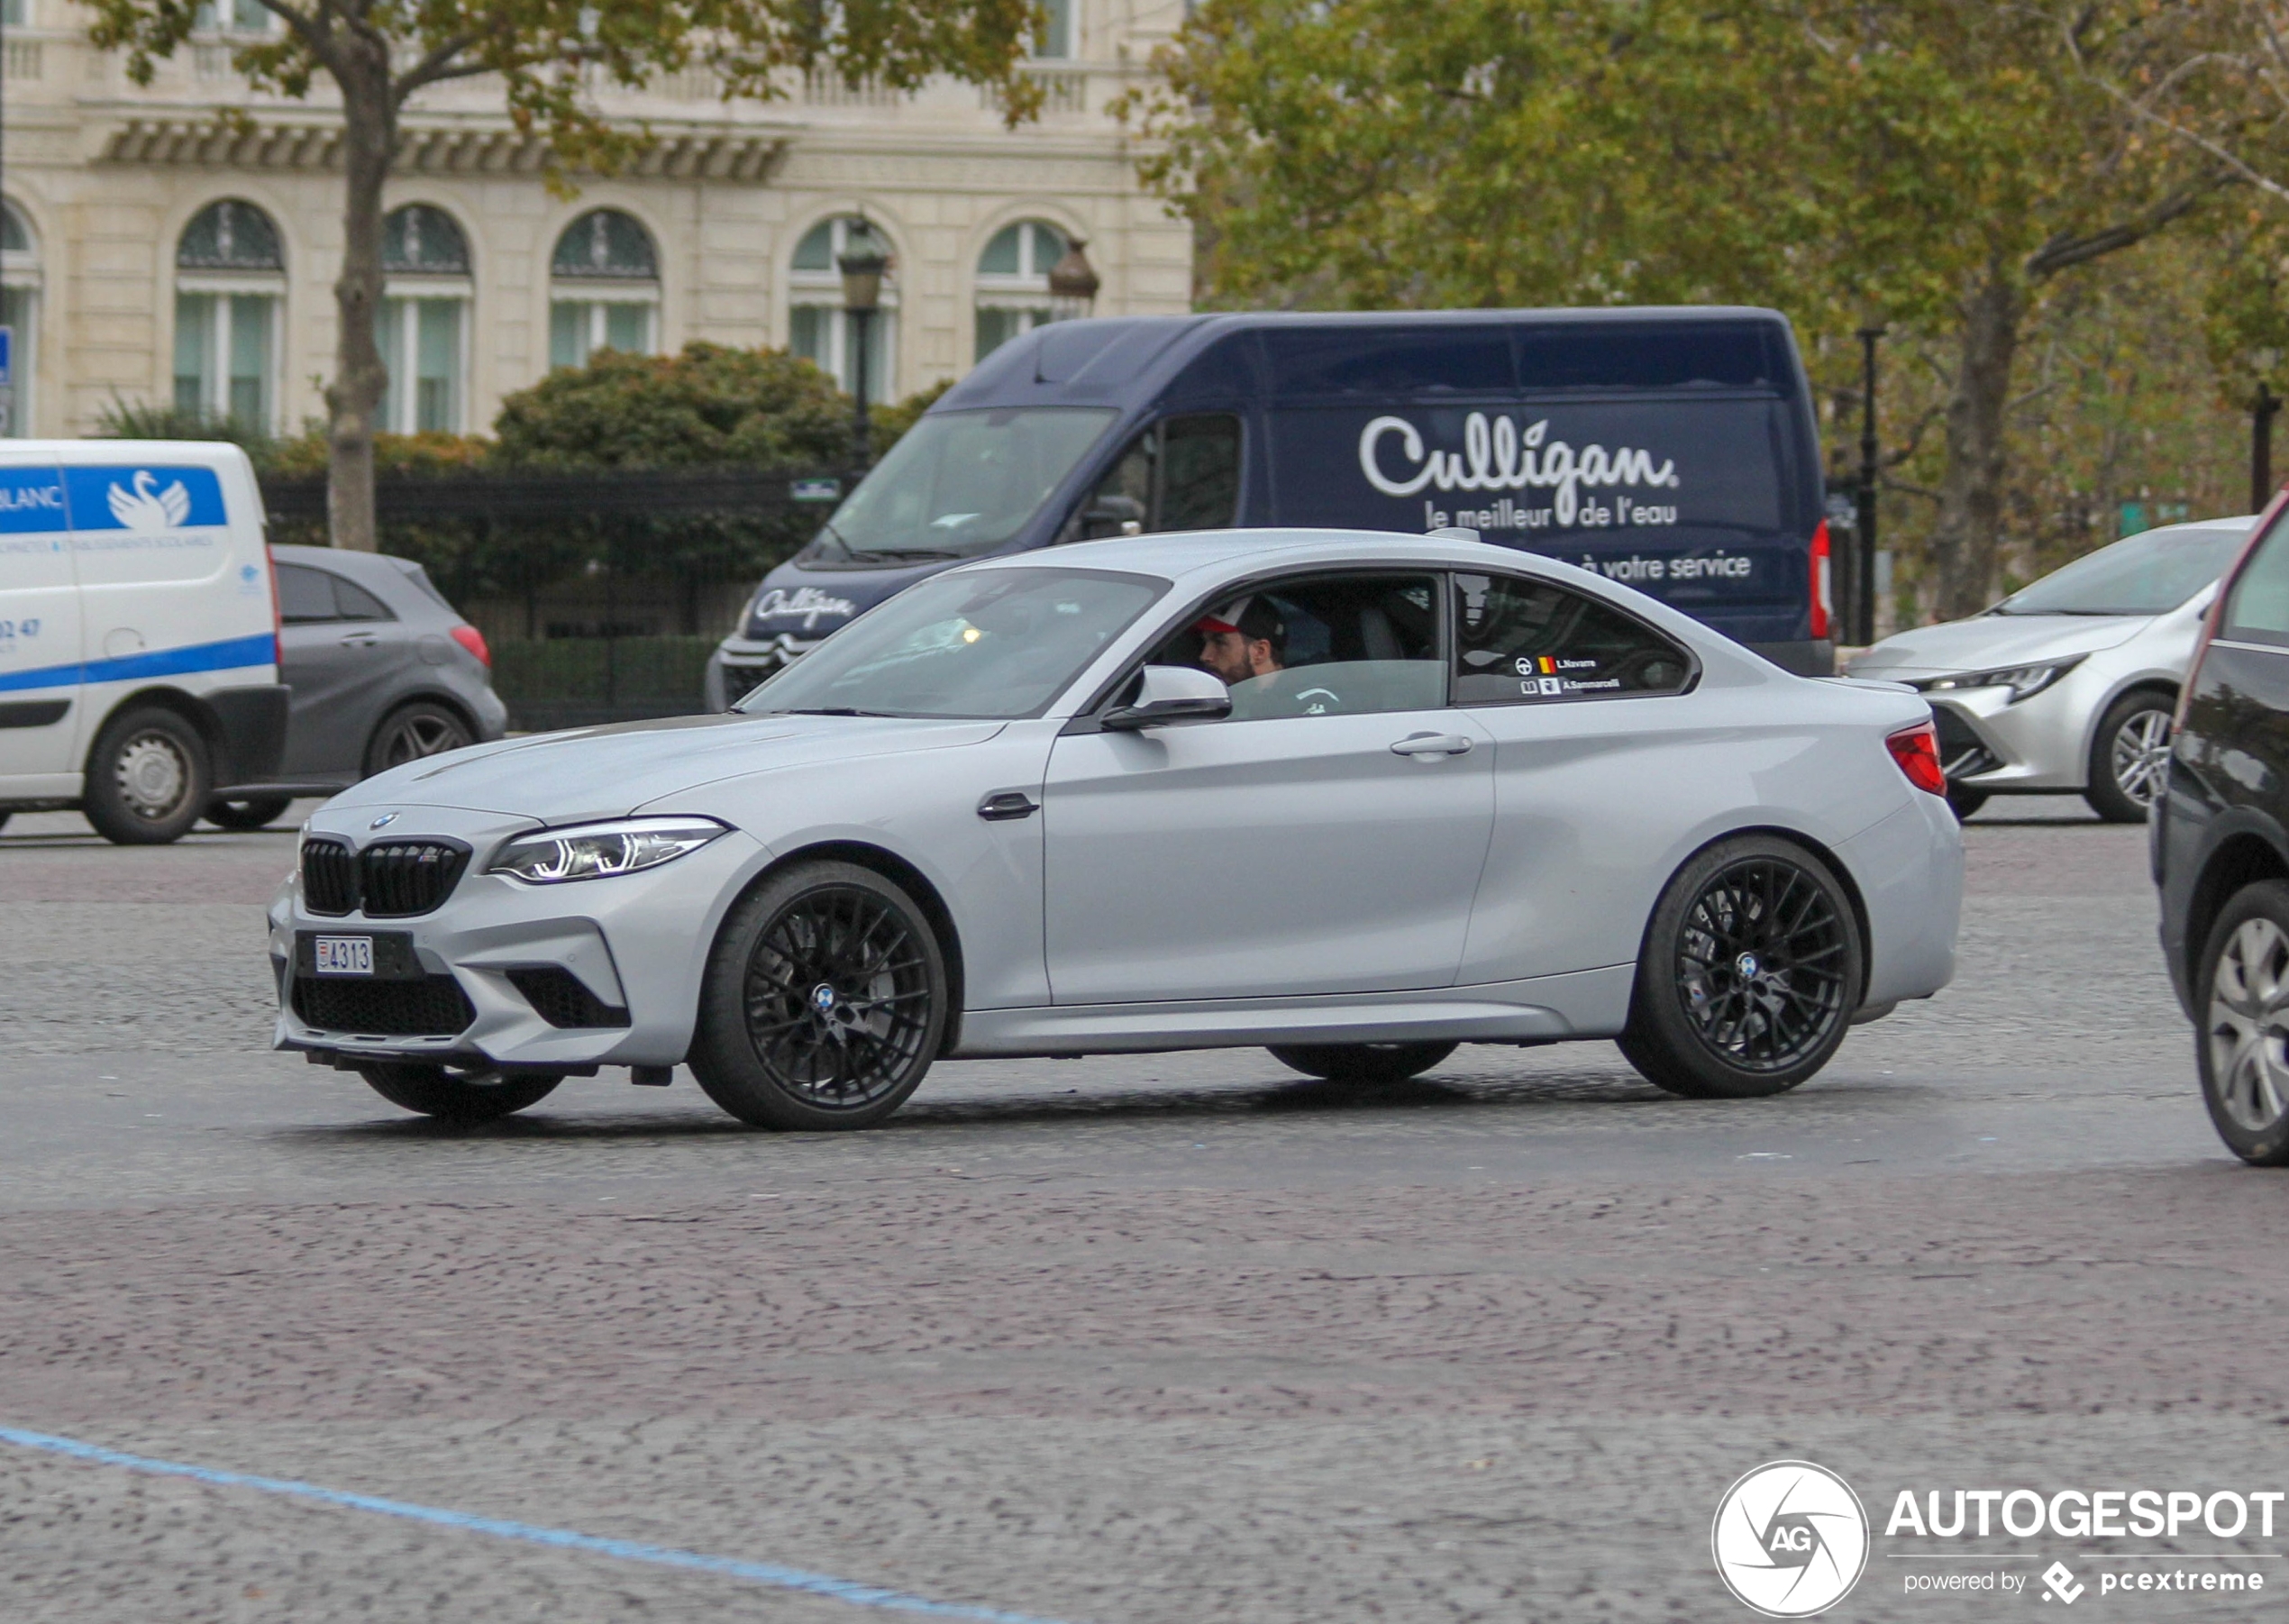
top-left (269, 804), bottom-right (766, 1073)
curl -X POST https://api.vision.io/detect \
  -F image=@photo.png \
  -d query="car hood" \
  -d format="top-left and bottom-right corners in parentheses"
top-left (324, 712), bottom-right (1007, 824)
top-left (1847, 614), bottom-right (2149, 679)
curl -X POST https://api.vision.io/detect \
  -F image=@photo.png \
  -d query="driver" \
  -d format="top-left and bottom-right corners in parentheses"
top-left (1196, 596), bottom-right (1287, 686)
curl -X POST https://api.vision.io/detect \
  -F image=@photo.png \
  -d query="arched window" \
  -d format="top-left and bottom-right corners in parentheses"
top-left (788, 215), bottom-right (895, 397)
top-left (0, 201), bottom-right (36, 436)
top-left (376, 205), bottom-right (470, 433)
top-left (174, 199), bottom-right (283, 428)
top-left (549, 208), bottom-right (659, 369)
top-left (974, 220), bottom-right (1070, 362)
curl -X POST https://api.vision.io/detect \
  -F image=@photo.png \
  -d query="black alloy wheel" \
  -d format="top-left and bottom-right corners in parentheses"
top-left (364, 701), bottom-right (475, 776)
top-left (1619, 835), bottom-right (1864, 1099)
top-left (355, 1061), bottom-right (561, 1123)
top-left (205, 795), bottom-right (293, 831)
top-left (1268, 1041), bottom-right (1457, 1085)
top-left (689, 860), bottom-right (949, 1130)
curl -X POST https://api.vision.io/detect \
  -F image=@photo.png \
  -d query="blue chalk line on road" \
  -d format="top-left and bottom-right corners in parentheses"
top-left (0, 1424), bottom-right (1081, 1624)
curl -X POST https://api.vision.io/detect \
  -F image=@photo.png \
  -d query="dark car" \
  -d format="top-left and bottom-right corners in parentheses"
top-left (203, 545), bottom-right (508, 829)
top-left (2152, 488), bottom-right (2289, 1162)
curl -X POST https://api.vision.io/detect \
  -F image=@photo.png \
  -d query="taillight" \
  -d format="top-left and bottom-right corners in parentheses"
top-left (1809, 519), bottom-right (1832, 642)
top-left (1886, 720), bottom-right (1947, 796)
top-left (450, 624), bottom-right (491, 668)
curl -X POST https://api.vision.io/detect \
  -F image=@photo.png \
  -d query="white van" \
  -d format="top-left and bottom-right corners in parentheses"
top-left (0, 440), bottom-right (286, 844)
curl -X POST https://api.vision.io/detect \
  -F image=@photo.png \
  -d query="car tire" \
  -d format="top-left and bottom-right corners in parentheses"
top-left (1619, 834), bottom-right (1865, 1099)
top-left (83, 706), bottom-right (212, 845)
top-left (689, 860), bottom-right (949, 1131)
top-left (205, 796), bottom-right (293, 831)
top-left (1267, 1041), bottom-right (1457, 1084)
top-left (356, 1062), bottom-right (561, 1123)
top-left (364, 700), bottom-right (474, 777)
top-left (2194, 880), bottom-right (2289, 1165)
top-left (2085, 689), bottom-right (2175, 824)
top-left (1945, 783), bottom-right (1989, 821)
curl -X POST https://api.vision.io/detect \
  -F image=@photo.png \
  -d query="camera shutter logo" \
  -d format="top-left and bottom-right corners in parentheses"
top-left (1711, 1460), bottom-right (1869, 1617)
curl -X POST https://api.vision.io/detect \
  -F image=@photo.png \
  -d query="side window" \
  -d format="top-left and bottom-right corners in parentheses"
top-left (275, 563), bottom-right (338, 625)
top-left (332, 576), bottom-right (394, 622)
top-left (2225, 515), bottom-right (2289, 646)
top-left (1135, 571), bottom-right (1444, 719)
top-left (1453, 572), bottom-right (1692, 704)
top-left (1066, 414), bottom-right (1242, 541)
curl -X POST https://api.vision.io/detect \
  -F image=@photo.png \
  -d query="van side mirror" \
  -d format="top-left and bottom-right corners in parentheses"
top-left (1081, 494), bottom-right (1145, 540)
top-left (1100, 664), bottom-right (1232, 730)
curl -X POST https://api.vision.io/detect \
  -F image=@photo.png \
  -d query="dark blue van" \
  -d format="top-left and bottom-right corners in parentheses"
top-left (706, 306), bottom-right (1832, 706)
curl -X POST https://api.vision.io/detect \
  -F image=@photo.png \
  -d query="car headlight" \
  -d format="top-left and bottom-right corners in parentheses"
top-left (1913, 655), bottom-right (2086, 705)
top-left (489, 817), bottom-right (729, 884)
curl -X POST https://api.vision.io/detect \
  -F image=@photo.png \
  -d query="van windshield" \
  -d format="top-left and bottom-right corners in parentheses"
top-left (1992, 525), bottom-right (2249, 616)
top-left (813, 407), bottom-right (1117, 562)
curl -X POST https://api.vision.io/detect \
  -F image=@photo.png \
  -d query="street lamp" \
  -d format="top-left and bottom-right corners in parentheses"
top-left (2254, 347), bottom-right (2283, 514)
top-left (836, 216), bottom-right (890, 464)
top-left (1046, 237), bottom-right (1100, 323)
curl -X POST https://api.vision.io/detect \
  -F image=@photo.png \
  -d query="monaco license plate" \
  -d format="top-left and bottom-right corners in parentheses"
top-left (313, 935), bottom-right (375, 977)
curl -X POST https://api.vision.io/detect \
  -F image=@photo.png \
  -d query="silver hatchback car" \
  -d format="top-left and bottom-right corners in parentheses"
top-left (1847, 518), bottom-right (2253, 821)
top-left (205, 545), bottom-right (508, 828)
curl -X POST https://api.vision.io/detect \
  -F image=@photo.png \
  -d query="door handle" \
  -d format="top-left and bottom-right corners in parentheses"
top-left (977, 789), bottom-right (1040, 821)
top-left (339, 632), bottom-right (379, 647)
top-left (1390, 732), bottom-right (1474, 758)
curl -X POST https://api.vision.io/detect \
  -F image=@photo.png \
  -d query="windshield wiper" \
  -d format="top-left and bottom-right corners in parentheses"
top-left (853, 547), bottom-right (962, 562)
top-left (777, 707), bottom-right (901, 717)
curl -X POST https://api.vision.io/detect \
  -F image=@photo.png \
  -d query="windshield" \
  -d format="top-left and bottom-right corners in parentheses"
top-left (815, 406), bottom-right (1117, 561)
top-left (1994, 525), bottom-right (2249, 616)
top-left (735, 567), bottom-right (1165, 719)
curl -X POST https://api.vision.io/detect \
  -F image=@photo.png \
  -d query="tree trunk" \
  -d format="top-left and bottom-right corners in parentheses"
top-left (325, 47), bottom-right (396, 552)
top-left (1927, 265), bottom-right (2025, 621)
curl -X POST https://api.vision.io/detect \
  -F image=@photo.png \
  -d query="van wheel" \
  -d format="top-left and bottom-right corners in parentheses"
top-left (84, 707), bottom-right (211, 845)
top-left (365, 701), bottom-right (473, 776)
top-left (205, 796), bottom-right (292, 831)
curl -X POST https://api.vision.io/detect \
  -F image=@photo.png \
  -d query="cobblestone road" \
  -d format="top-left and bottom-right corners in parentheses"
top-left (0, 802), bottom-right (2269, 1622)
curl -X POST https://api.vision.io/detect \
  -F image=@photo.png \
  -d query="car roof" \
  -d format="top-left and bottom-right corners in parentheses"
top-left (959, 526), bottom-right (1609, 584)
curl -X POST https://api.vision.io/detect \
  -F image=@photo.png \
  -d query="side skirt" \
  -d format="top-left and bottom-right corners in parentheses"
top-left (949, 964), bottom-right (1635, 1059)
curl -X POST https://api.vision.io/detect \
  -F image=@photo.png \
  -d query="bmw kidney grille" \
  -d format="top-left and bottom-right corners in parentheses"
top-left (300, 836), bottom-right (470, 917)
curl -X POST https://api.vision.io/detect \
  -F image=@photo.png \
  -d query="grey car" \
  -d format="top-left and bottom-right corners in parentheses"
top-left (205, 545), bottom-right (507, 829)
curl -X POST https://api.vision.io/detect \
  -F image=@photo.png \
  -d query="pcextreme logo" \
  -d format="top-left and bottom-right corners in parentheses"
top-left (1713, 1460), bottom-right (1871, 1618)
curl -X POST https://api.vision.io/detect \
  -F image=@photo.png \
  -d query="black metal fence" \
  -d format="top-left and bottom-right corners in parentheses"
top-left (260, 467), bottom-right (855, 728)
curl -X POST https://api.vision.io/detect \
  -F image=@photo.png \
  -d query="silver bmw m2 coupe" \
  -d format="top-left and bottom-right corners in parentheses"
top-left (269, 530), bottom-right (1963, 1127)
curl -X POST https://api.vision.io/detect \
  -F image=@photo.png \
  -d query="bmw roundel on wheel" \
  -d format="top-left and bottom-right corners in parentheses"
top-left (269, 528), bottom-right (1963, 1128)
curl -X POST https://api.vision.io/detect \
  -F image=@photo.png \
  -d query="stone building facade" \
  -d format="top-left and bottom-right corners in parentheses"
top-left (0, 0), bottom-right (1195, 439)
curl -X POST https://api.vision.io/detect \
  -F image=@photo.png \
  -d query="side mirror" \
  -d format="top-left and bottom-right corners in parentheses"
top-left (1081, 494), bottom-right (1146, 541)
top-left (1100, 664), bottom-right (1232, 730)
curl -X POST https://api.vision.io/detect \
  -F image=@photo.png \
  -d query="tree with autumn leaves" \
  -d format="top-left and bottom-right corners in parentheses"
top-left (81, 0), bottom-right (1043, 553)
top-left (1129, 1), bottom-right (2289, 618)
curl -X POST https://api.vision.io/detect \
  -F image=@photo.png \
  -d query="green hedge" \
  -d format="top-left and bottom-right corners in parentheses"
top-left (491, 636), bottom-right (716, 710)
